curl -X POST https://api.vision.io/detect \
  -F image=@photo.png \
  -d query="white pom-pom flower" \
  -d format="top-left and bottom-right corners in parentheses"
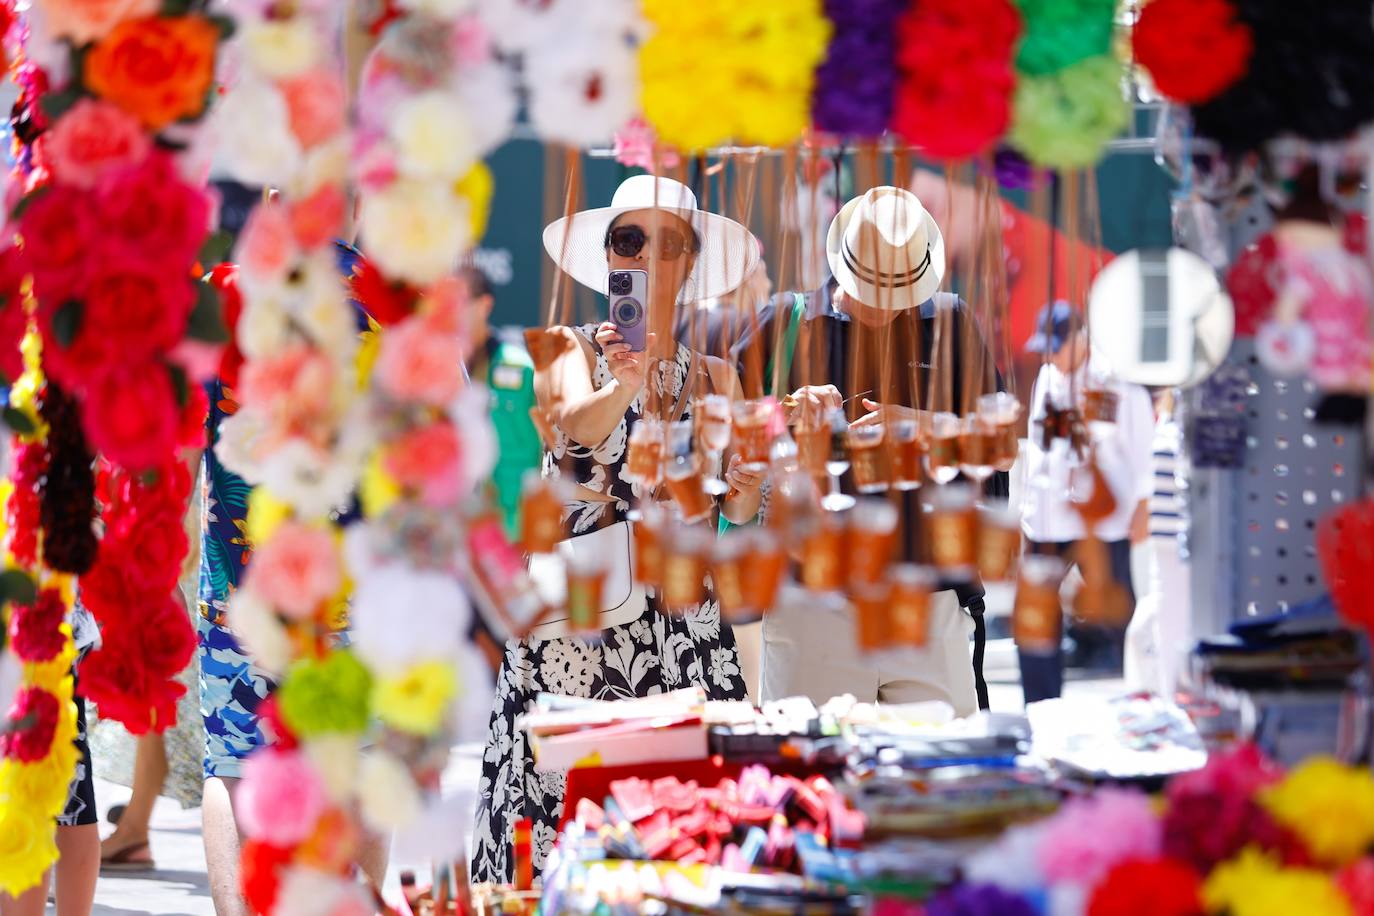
top-left (227, 589), bottom-right (292, 674)
top-left (388, 90), bottom-right (478, 182)
top-left (350, 564), bottom-right (468, 674)
top-left (214, 81), bottom-right (303, 188)
top-left (525, 37), bottom-right (638, 147)
top-left (359, 181), bottom-right (471, 287)
top-left (358, 750), bottom-right (423, 832)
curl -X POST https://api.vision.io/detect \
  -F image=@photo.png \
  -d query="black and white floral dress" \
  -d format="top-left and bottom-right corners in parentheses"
top-left (471, 325), bottom-right (747, 886)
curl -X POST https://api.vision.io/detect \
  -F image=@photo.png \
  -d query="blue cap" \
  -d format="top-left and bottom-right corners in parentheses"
top-left (1025, 300), bottom-right (1083, 354)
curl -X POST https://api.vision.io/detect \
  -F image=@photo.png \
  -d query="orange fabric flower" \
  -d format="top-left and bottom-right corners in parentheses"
top-left (84, 16), bottom-right (219, 132)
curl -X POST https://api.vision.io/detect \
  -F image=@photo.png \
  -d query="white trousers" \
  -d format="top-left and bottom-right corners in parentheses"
top-left (1124, 536), bottom-right (1192, 699)
top-left (760, 586), bottom-right (978, 716)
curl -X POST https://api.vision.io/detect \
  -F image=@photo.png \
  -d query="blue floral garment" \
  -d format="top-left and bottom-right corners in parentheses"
top-left (196, 377), bottom-right (271, 779)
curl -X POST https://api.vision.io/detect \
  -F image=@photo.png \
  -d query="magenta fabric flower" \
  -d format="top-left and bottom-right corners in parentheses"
top-left (247, 522), bottom-right (343, 621)
top-left (1038, 788), bottom-right (1162, 886)
top-left (237, 749), bottom-right (328, 847)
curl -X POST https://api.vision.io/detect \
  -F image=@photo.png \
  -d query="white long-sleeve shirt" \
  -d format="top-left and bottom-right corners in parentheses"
top-left (1019, 358), bottom-right (1155, 543)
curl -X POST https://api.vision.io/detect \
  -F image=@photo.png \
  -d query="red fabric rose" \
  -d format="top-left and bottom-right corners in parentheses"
top-left (78, 635), bottom-right (186, 735)
top-left (8, 587), bottom-right (67, 663)
top-left (178, 380), bottom-right (209, 450)
top-left (0, 686), bottom-right (60, 763)
top-left (210, 264), bottom-right (246, 388)
top-left (139, 595), bottom-right (198, 679)
top-left (41, 256), bottom-right (195, 390)
top-left (240, 839), bottom-right (294, 915)
top-left (94, 151), bottom-right (211, 270)
top-left (111, 511), bottom-right (188, 597)
top-left (0, 245), bottom-right (28, 384)
top-left (1087, 858), bottom-right (1203, 916)
top-left (81, 363), bottom-right (181, 471)
top-left (112, 458), bottom-right (193, 519)
top-left (79, 539), bottom-right (150, 626)
top-left (7, 439), bottom-right (46, 568)
top-left (348, 253), bottom-right (416, 326)
top-left (1133, 0), bottom-right (1252, 105)
top-left (18, 185), bottom-right (96, 301)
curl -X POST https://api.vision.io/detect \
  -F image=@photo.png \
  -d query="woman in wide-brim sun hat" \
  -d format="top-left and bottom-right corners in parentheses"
top-left (472, 175), bottom-right (763, 887)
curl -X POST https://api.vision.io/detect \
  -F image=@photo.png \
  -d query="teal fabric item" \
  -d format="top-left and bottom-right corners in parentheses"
top-left (486, 336), bottom-right (543, 539)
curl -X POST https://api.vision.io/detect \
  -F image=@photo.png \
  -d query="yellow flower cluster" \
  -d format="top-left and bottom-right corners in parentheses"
top-left (1261, 756), bottom-right (1374, 866)
top-left (374, 660), bottom-right (458, 736)
top-left (0, 620), bottom-right (78, 897)
top-left (1203, 847), bottom-right (1352, 916)
top-left (639, 0), bottom-right (831, 152)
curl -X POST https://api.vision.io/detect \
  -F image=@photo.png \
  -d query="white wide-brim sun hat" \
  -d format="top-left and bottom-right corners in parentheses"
top-left (825, 185), bottom-right (946, 311)
top-left (542, 174), bottom-right (761, 302)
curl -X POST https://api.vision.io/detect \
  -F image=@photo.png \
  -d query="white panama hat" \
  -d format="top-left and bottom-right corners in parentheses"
top-left (825, 186), bottom-right (946, 311)
top-left (542, 174), bottom-right (761, 303)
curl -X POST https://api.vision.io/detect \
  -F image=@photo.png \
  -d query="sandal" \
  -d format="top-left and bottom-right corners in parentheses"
top-left (101, 841), bottom-right (155, 872)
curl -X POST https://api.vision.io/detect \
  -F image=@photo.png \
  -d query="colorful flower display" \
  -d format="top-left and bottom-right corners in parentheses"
top-left (213, 0), bottom-right (503, 907)
top-left (5, 0), bottom-right (231, 740)
top-left (958, 746), bottom-right (1374, 916)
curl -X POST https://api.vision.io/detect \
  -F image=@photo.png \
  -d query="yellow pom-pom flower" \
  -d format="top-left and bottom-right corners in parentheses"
top-left (0, 807), bottom-right (59, 897)
top-left (1204, 847), bottom-right (1353, 916)
top-left (1261, 756), bottom-right (1374, 866)
top-left (373, 660), bottom-right (458, 736)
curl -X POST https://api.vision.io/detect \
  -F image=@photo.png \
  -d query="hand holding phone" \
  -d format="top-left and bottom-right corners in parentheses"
top-left (608, 269), bottom-right (649, 352)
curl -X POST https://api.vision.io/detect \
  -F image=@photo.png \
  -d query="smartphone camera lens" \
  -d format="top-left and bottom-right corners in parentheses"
top-left (614, 298), bottom-right (643, 327)
top-left (610, 272), bottom-right (632, 296)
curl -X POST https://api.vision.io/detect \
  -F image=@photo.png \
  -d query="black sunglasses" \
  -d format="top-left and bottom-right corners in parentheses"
top-left (604, 223), bottom-right (699, 261)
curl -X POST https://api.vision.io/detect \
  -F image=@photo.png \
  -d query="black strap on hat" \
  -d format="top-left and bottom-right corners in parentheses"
top-left (841, 240), bottom-right (932, 290)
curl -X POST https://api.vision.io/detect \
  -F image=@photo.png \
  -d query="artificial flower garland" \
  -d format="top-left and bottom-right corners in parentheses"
top-left (213, 1), bottom-right (377, 910)
top-left (10, 0), bottom-right (231, 734)
top-left (216, 0), bottom-right (502, 908)
top-left (953, 745), bottom-right (1374, 916)
top-left (0, 329), bottom-right (79, 897)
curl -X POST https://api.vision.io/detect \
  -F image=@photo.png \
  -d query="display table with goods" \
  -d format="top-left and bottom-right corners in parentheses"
top-left (462, 680), bottom-right (1374, 916)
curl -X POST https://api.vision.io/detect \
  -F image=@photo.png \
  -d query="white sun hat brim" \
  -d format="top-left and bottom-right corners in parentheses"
top-left (542, 175), bottom-right (761, 303)
top-left (825, 187), bottom-right (947, 311)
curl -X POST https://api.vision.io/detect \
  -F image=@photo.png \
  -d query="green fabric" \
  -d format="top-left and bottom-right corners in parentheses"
top-left (486, 337), bottom-right (542, 539)
top-left (719, 293), bottom-right (806, 536)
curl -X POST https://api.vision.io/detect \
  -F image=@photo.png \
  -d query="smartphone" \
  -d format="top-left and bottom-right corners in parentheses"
top-left (608, 269), bottom-right (649, 352)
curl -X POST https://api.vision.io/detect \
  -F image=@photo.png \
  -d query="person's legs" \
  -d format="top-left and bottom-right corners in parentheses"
top-left (203, 776), bottom-right (248, 916)
top-left (101, 731), bottom-right (166, 863)
top-left (53, 824), bottom-right (100, 916)
top-left (1017, 541), bottom-right (1073, 704)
